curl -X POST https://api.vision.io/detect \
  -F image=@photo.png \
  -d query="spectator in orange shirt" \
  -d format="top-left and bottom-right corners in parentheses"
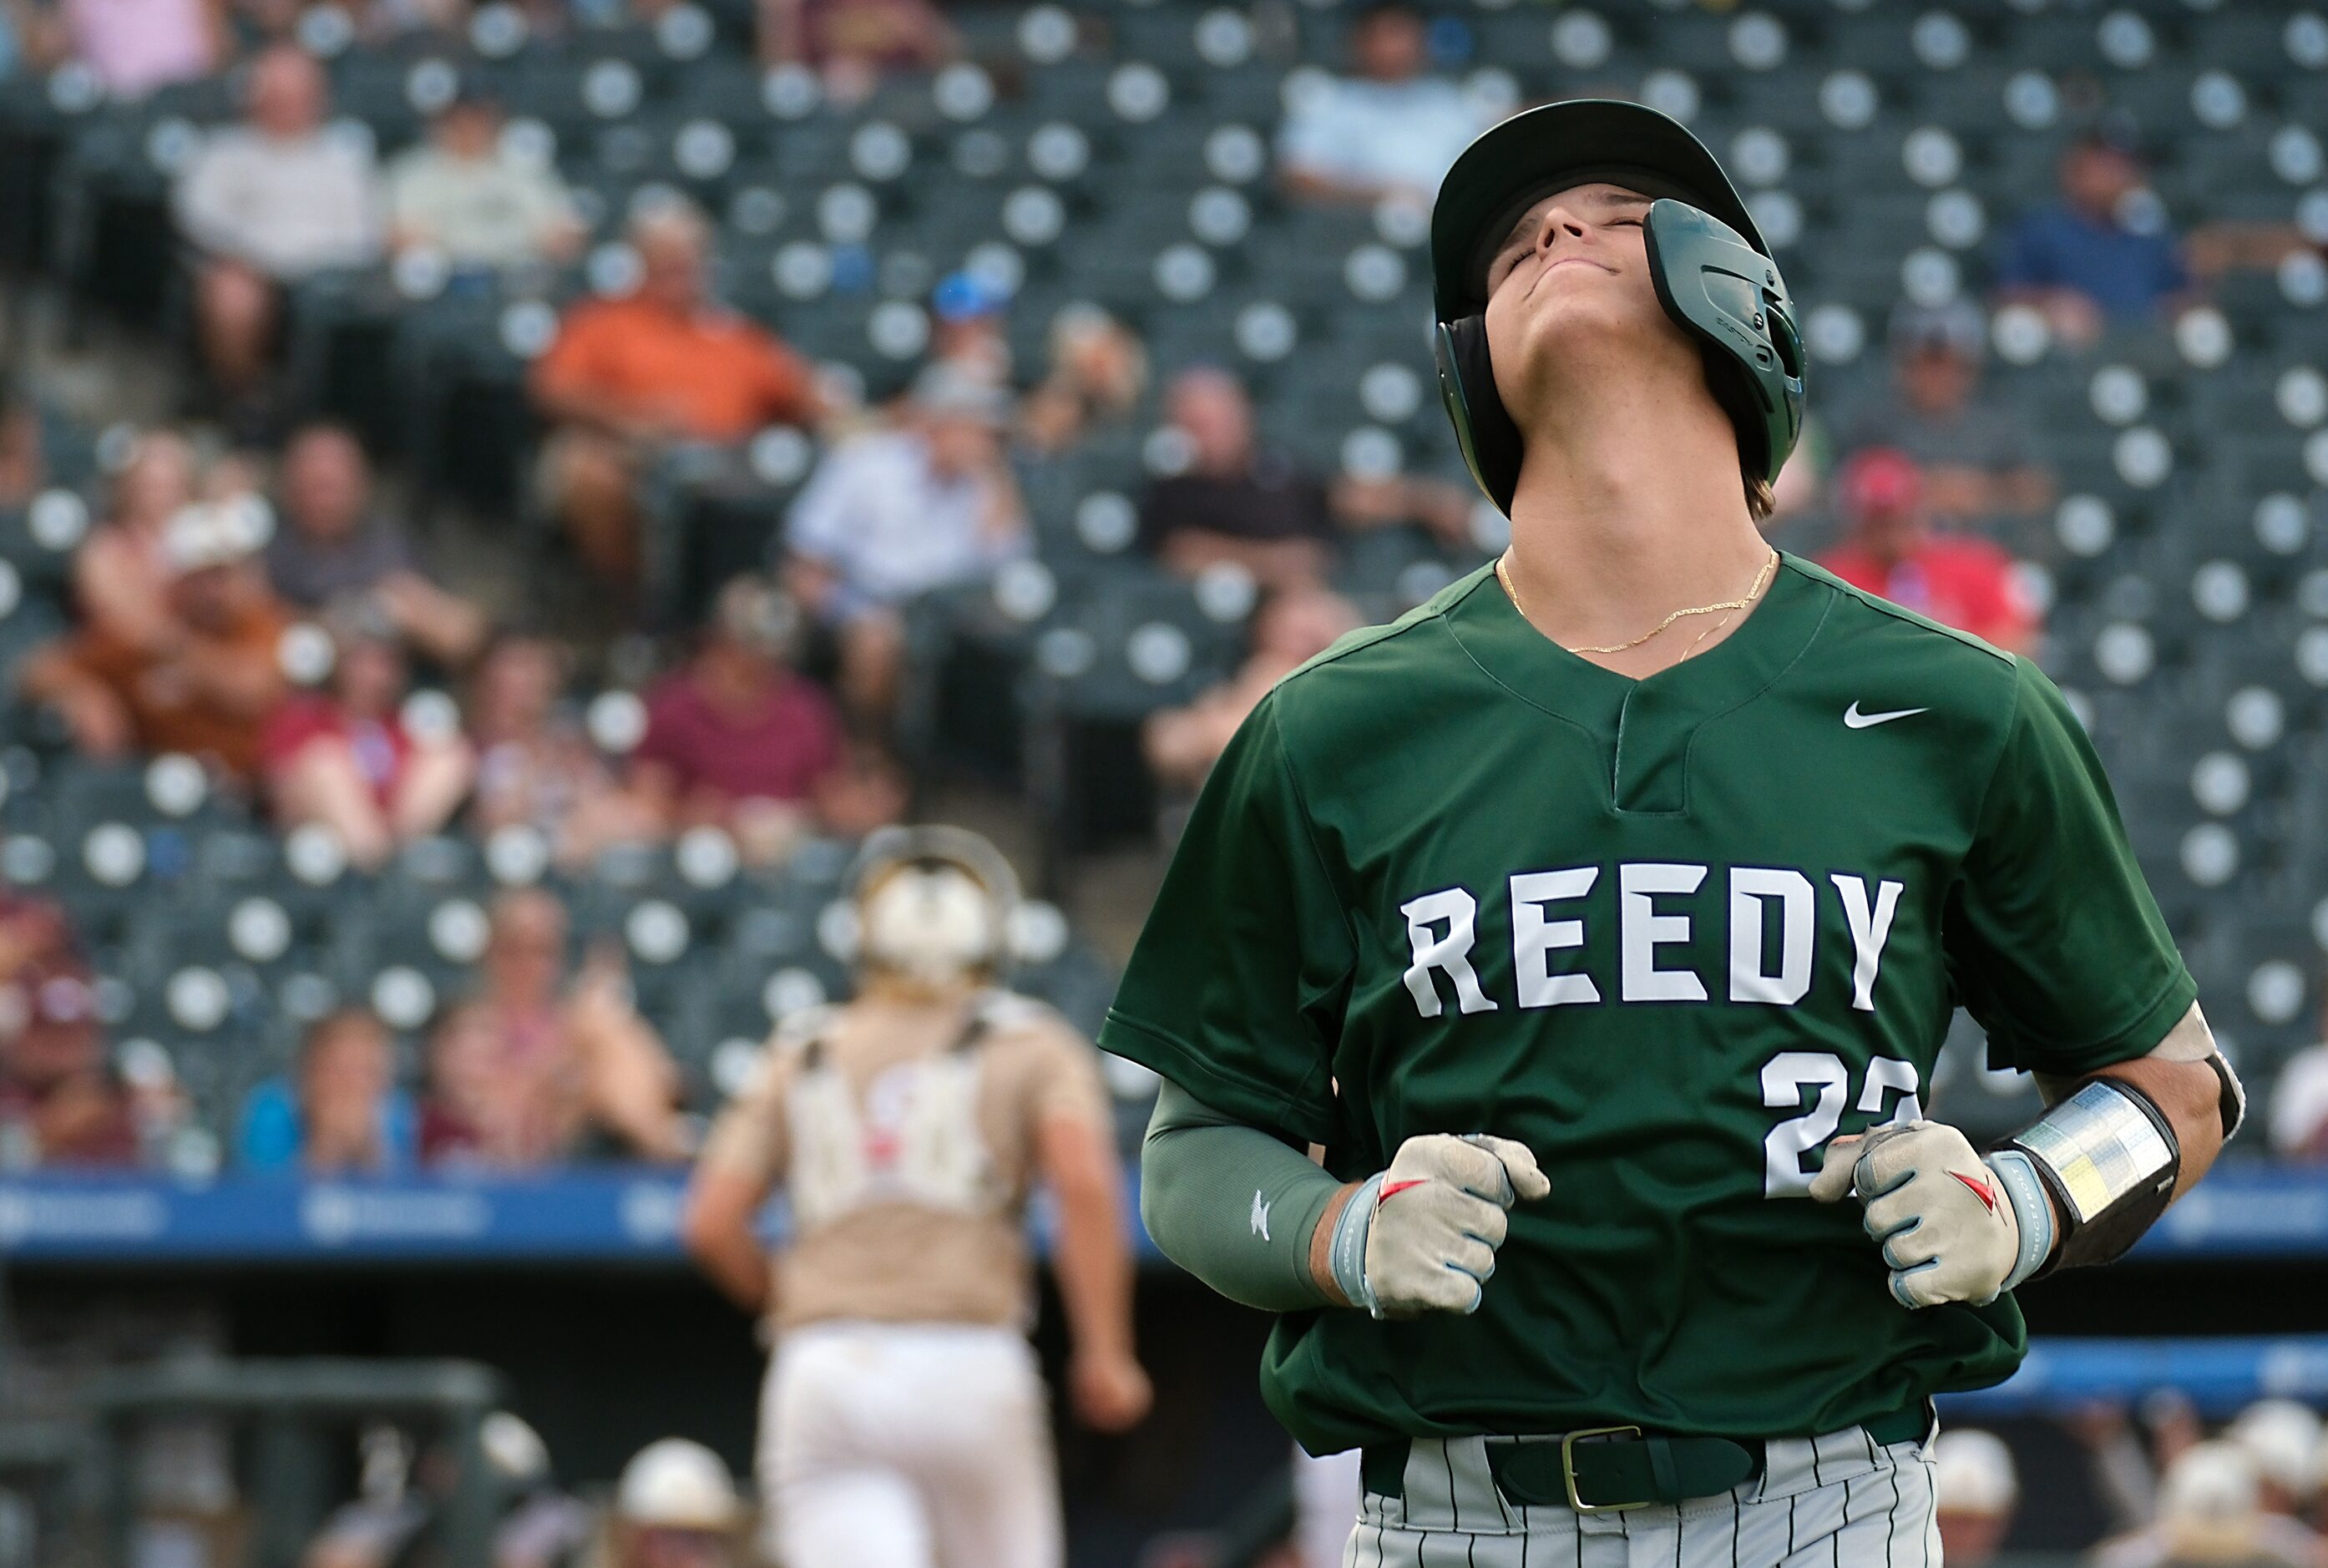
top-left (19, 498), bottom-right (291, 781)
top-left (530, 200), bottom-right (822, 599)
top-left (1816, 448), bottom-right (2041, 655)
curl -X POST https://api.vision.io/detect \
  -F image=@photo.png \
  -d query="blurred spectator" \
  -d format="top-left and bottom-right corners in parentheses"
top-left (20, 498), bottom-right (290, 781)
top-left (265, 422), bottom-right (487, 666)
top-left (354, 0), bottom-right (464, 40)
top-left (530, 200), bottom-right (821, 594)
top-left (1933, 1429), bottom-right (2018, 1568)
top-left (305, 1412), bottom-right (590, 1568)
top-left (420, 890), bottom-right (685, 1166)
top-left (1995, 125), bottom-right (2189, 349)
top-left (1816, 449), bottom-right (2041, 655)
top-left (2266, 994), bottom-right (2328, 1160)
top-left (1019, 303), bottom-right (1148, 458)
top-left (758, 0), bottom-right (955, 105)
top-left (605, 1439), bottom-right (742, 1568)
top-left (386, 87), bottom-right (582, 273)
top-left (1292, 1447), bottom-right (1364, 1568)
top-left (2093, 1439), bottom-right (2318, 1568)
top-left (927, 270), bottom-right (1013, 388)
top-left (60, 0), bottom-right (221, 98)
top-left (1145, 587), bottom-right (1361, 792)
top-left (466, 635), bottom-right (659, 867)
top-left (785, 366), bottom-right (1030, 722)
top-left (173, 46), bottom-right (382, 413)
top-left (0, 894), bottom-right (137, 1168)
top-left (1140, 367), bottom-right (1335, 589)
top-left (633, 575), bottom-right (901, 859)
top-left (0, 387), bottom-right (45, 508)
top-left (2229, 1401), bottom-right (2323, 1521)
top-left (235, 1009), bottom-right (416, 1174)
top-left (1276, 1), bottom-right (1490, 206)
top-left (261, 601), bottom-right (473, 870)
top-left (1835, 301), bottom-right (2056, 537)
top-left (2067, 1402), bottom-right (2169, 1536)
top-left (73, 428), bottom-right (200, 654)
top-left (1141, 368), bottom-right (1471, 589)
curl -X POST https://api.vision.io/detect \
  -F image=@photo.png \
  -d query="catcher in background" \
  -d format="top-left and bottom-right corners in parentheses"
top-left (683, 825), bottom-right (1151, 1568)
top-left (1104, 99), bottom-right (2242, 1565)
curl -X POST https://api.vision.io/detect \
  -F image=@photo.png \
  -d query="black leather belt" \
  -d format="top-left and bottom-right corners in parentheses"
top-left (1360, 1400), bottom-right (1931, 1514)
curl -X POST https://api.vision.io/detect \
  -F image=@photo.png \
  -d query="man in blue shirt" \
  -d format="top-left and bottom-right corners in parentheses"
top-left (1995, 127), bottom-right (2189, 347)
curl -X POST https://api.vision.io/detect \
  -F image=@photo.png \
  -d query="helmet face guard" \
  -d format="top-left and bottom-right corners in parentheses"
top-left (842, 825), bottom-right (1023, 987)
top-left (1428, 99), bottom-right (1807, 515)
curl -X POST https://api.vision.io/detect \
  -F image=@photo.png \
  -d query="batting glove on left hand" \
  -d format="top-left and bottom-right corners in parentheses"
top-left (1809, 1121), bottom-right (2047, 1310)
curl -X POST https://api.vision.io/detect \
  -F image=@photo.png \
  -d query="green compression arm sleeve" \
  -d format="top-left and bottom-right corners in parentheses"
top-left (1139, 1079), bottom-right (1346, 1312)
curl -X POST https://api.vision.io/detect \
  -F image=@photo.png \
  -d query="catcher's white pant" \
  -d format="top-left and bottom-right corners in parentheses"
top-left (1341, 1419), bottom-right (1940, 1567)
top-left (759, 1320), bottom-right (1060, 1568)
top-left (1298, 1446), bottom-right (1365, 1568)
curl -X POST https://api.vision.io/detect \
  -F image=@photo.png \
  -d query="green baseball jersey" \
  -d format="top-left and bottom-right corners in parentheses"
top-left (1099, 554), bottom-right (2196, 1455)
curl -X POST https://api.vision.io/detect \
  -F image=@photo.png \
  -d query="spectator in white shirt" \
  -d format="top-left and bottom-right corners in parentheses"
top-left (173, 44), bottom-right (382, 413)
top-left (783, 365), bottom-right (1029, 724)
top-left (1276, 1), bottom-right (1493, 207)
top-left (386, 86), bottom-right (581, 274)
top-left (2269, 994), bottom-right (2328, 1161)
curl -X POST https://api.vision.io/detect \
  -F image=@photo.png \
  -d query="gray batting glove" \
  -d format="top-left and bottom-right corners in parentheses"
top-left (1328, 1133), bottom-right (1550, 1319)
top-left (1809, 1121), bottom-right (2027, 1310)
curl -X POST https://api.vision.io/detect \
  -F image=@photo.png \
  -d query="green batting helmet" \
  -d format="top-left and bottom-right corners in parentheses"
top-left (1430, 99), bottom-right (1806, 514)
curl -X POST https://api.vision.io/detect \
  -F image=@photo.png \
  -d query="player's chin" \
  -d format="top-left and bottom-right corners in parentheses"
top-left (1501, 294), bottom-right (1640, 357)
top-left (1490, 310), bottom-right (1642, 405)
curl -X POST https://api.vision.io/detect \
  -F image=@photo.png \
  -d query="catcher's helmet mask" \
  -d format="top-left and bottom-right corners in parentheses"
top-left (1430, 100), bottom-right (1806, 516)
top-left (842, 824), bottom-right (1024, 986)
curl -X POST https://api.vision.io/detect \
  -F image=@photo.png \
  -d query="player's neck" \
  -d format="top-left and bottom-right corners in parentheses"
top-left (1500, 391), bottom-right (1771, 677)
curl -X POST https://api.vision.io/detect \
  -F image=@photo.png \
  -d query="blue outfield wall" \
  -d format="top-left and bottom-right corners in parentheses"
top-left (2, 1161), bottom-right (2324, 1264)
top-left (5, 1164), bottom-right (2328, 1419)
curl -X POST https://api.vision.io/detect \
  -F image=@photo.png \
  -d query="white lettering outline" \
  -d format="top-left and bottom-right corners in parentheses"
top-left (1511, 867), bottom-right (1602, 1009)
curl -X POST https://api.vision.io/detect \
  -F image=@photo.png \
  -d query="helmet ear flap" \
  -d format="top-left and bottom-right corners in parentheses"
top-left (1434, 316), bottom-right (1522, 516)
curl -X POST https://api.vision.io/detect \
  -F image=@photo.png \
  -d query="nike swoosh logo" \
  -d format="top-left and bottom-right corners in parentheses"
top-left (1844, 701), bottom-right (1929, 729)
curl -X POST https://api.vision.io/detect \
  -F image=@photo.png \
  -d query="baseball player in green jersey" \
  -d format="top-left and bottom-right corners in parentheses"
top-left (1099, 99), bottom-right (2246, 1566)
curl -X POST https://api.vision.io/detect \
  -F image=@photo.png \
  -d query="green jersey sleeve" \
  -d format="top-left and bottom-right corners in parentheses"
top-left (1100, 693), bottom-right (1355, 1146)
top-left (1947, 656), bottom-right (2199, 1079)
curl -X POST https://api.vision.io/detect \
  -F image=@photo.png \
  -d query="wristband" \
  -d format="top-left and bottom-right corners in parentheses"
top-left (1984, 1149), bottom-right (2054, 1292)
top-left (2002, 1077), bottom-right (2179, 1273)
top-left (2207, 1052), bottom-right (2247, 1141)
top-left (1328, 1173), bottom-right (1384, 1317)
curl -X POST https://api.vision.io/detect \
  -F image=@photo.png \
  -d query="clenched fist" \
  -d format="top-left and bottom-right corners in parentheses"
top-left (1809, 1121), bottom-right (2024, 1309)
top-left (1331, 1134), bottom-right (1550, 1319)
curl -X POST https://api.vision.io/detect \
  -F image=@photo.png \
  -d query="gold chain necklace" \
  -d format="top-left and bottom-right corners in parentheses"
top-left (1495, 549), bottom-right (1779, 658)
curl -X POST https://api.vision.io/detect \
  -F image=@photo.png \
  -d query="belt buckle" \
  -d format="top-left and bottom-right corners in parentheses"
top-left (1560, 1424), bottom-right (1652, 1515)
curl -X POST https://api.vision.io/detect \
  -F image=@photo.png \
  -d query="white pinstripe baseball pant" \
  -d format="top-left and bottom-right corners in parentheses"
top-left (1339, 1419), bottom-right (1941, 1568)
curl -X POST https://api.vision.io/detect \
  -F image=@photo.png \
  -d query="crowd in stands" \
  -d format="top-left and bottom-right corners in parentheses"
top-left (0, 3), bottom-right (2326, 1566)
top-left (296, 1420), bottom-right (746, 1568)
top-left (0, 0), bottom-right (2325, 1193)
top-left (1926, 1399), bottom-right (2328, 1568)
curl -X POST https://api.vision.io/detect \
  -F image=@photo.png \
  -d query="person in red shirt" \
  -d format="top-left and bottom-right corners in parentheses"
top-left (0, 895), bottom-right (142, 1167)
top-left (261, 600), bottom-right (474, 870)
top-left (630, 574), bottom-right (902, 862)
top-left (530, 200), bottom-right (822, 596)
top-left (1816, 447), bottom-right (2042, 655)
